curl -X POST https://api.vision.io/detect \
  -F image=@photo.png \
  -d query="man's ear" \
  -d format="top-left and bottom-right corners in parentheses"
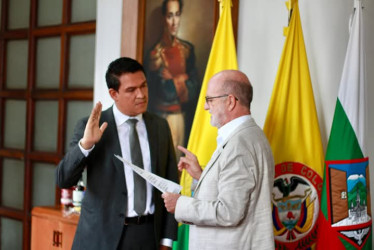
top-left (227, 95), bottom-right (237, 111)
top-left (108, 88), bottom-right (117, 101)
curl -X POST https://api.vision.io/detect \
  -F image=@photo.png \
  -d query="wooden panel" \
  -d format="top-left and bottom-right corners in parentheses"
top-left (60, 221), bottom-right (77, 249)
top-left (121, 0), bottom-right (142, 60)
top-left (31, 206), bottom-right (79, 250)
top-left (330, 168), bottom-right (348, 224)
top-left (31, 215), bottom-right (60, 249)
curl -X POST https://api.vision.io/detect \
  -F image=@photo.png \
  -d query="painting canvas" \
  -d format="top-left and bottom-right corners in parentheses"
top-left (142, 0), bottom-right (215, 157)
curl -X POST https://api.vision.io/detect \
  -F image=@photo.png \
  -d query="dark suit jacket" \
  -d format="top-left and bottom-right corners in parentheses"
top-left (56, 107), bottom-right (178, 249)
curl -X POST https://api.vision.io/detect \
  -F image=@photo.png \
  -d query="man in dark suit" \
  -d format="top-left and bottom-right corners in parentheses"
top-left (56, 57), bottom-right (178, 249)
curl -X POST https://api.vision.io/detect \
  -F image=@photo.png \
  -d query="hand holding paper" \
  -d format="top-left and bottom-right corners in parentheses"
top-left (162, 192), bottom-right (180, 214)
top-left (114, 154), bottom-right (182, 194)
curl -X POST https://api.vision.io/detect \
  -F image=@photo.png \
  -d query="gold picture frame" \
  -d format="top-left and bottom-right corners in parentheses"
top-left (121, 0), bottom-right (239, 151)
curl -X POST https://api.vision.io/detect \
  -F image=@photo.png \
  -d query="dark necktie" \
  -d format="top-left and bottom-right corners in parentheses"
top-left (126, 119), bottom-right (146, 215)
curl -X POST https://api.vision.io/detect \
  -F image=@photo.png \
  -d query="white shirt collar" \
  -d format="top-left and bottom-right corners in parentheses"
top-left (216, 115), bottom-right (252, 147)
top-left (112, 104), bottom-right (143, 127)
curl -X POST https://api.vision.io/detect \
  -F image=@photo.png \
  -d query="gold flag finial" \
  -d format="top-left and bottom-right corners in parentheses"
top-left (218, 0), bottom-right (233, 17)
top-left (285, 0), bottom-right (291, 11)
top-left (283, 0), bottom-right (295, 36)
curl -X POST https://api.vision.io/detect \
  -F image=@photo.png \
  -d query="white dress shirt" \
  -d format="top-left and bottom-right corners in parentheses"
top-left (216, 115), bottom-right (252, 148)
top-left (79, 104), bottom-right (154, 217)
top-left (112, 104), bottom-right (155, 217)
top-left (79, 105), bottom-right (173, 247)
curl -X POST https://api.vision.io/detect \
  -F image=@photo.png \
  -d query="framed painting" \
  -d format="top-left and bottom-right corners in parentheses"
top-left (121, 0), bottom-right (239, 155)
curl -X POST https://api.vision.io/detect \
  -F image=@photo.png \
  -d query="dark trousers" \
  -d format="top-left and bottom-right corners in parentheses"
top-left (117, 221), bottom-right (157, 250)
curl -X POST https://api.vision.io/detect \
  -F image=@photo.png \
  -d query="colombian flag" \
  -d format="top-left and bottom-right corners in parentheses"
top-left (263, 0), bottom-right (324, 248)
top-left (172, 0), bottom-right (238, 249)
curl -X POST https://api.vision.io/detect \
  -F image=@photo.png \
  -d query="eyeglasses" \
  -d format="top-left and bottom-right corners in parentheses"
top-left (205, 94), bottom-right (229, 103)
top-left (205, 94), bottom-right (238, 103)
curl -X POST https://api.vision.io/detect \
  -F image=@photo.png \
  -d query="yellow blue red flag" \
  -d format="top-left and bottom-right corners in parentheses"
top-left (263, 0), bottom-right (324, 248)
top-left (173, 0), bottom-right (238, 249)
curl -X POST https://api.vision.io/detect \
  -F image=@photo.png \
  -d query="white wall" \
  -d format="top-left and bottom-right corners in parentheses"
top-left (95, 0), bottom-right (374, 219)
top-left (94, 0), bottom-right (123, 109)
top-left (237, 0), bottom-right (374, 217)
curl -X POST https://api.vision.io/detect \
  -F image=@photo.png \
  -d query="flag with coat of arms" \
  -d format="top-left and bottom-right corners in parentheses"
top-left (263, 0), bottom-right (324, 248)
top-left (317, 0), bottom-right (372, 248)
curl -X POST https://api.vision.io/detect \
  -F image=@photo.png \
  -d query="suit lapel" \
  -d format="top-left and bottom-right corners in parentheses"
top-left (194, 145), bottom-right (224, 192)
top-left (143, 112), bottom-right (157, 174)
top-left (102, 107), bottom-right (127, 176)
top-left (194, 118), bottom-right (257, 192)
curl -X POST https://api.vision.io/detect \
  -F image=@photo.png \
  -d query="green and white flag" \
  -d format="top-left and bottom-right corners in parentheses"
top-left (317, 0), bottom-right (372, 248)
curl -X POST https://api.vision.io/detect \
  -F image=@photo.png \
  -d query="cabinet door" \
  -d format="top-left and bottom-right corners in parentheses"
top-left (31, 216), bottom-right (77, 250)
top-left (31, 216), bottom-right (60, 250)
top-left (60, 222), bottom-right (77, 250)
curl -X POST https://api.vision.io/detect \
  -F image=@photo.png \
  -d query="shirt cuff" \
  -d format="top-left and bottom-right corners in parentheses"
top-left (191, 178), bottom-right (198, 195)
top-left (160, 238), bottom-right (173, 248)
top-left (78, 139), bottom-right (95, 157)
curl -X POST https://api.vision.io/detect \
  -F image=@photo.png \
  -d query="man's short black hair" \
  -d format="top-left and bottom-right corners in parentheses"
top-left (161, 0), bottom-right (183, 16)
top-left (105, 57), bottom-right (145, 91)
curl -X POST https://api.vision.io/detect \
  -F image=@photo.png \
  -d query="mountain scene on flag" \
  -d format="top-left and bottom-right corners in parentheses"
top-left (172, 0), bottom-right (238, 249)
top-left (317, 0), bottom-right (372, 249)
top-left (263, 0), bottom-right (324, 249)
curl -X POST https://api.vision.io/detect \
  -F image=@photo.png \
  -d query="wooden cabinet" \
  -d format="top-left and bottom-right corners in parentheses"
top-left (31, 206), bottom-right (79, 250)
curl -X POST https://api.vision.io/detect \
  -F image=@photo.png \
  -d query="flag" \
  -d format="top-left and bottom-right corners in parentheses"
top-left (172, 0), bottom-right (238, 249)
top-left (317, 0), bottom-right (372, 248)
top-left (263, 0), bottom-right (324, 248)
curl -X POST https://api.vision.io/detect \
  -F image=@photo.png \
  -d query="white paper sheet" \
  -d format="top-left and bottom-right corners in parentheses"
top-left (114, 154), bottom-right (182, 194)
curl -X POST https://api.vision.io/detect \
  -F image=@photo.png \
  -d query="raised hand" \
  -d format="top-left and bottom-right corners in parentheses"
top-left (80, 102), bottom-right (108, 149)
top-left (177, 146), bottom-right (202, 180)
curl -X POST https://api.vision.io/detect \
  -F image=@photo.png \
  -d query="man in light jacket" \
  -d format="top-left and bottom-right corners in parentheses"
top-left (162, 70), bottom-right (275, 250)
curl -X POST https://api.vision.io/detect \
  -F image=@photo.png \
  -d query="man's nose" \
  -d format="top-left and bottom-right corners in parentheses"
top-left (136, 88), bottom-right (145, 97)
top-left (172, 17), bottom-right (177, 25)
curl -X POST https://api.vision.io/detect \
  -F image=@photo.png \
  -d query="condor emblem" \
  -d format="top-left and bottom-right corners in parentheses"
top-left (272, 162), bottom-right (322, 249)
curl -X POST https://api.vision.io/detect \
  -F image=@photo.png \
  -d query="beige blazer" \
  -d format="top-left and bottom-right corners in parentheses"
top-left (175, 118), bottom-right (275, 250)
